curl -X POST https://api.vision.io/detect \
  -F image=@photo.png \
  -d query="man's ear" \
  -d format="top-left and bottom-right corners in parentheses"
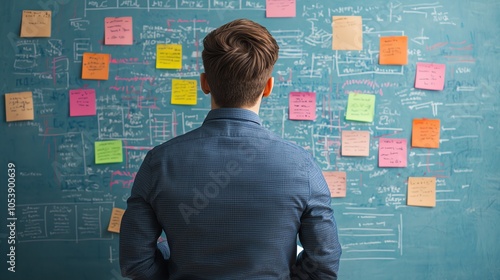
top-left (262, 77), bottom-right (274, 97)
top-left (200, 73), bottom-right (211, 94)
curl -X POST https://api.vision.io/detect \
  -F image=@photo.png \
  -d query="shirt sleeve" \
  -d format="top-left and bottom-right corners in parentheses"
top-left (293, 158), bottom-right (342, 280)
top-left (119, 151), bottom-right (169, 280)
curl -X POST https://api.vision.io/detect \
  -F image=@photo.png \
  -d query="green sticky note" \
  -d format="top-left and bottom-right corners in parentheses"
top-left (345, 93), bottom-right (376, 122)
top-left (95, 140), bottom-right (123, 164)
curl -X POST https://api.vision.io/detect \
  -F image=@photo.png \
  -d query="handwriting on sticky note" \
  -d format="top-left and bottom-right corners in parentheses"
top-left (323, 171), bottom-right (347, 198)
top-left (171, 79), bottom-right (197, 105)
top-left (342, 130), bottom-right (370, 156)
top-left (70, 89), bottom-right (96, 117)
top-left (21, 10), bottom-right (52, 37)
top-left (412, 119), bottom-right (440, 148)
top-left (346, 93), bottom-right (376, 122)
top-left (379, 36), bottom-right (408, 65)
top-left (95, 140), bottom-right (123, 164)
top-left (289, 92), bottom-right (316, 120)
top-left (379, 138), bottom-right (407, 167)
top-left (407, 177), bottom-right (436, 207)
top-left (332, 16), bottom-right (362, 50)
top-left (157, 44), bottom-right (182, 69)
top-left (415, 62), bottom-right (446, 90)
top-left (266, 0), bottom-right (296, 17)
top-left (105, 17), bottom-right (133, 45)
top-left (5, 92), bottom-right (34, 122)
top-left (82, 53), bottom-right (110, 80)
top-left (108, 207), bottom-right (125, 233)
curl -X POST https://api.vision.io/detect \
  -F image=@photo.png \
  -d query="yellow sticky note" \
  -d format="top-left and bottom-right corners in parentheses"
top-left (332, 16), bottom-right (362, 50)
top-left (108, 207), bottom-right (125, 233)
top-left (20, 10), bottom-right (52, 37)
top-left (82, 53), bottom-right (110, 80)
top-left (95, 140), bottom-right (123, 164)
top-left (171, 79), bottom-right (197, 105)
top-left (345, 93), bottom-right (376, 122)
top-left (407, 177), bottom-right (436, 207)
top-left (157, 44), bottom-right (182, 69)
top-left (5, 92), bottom-right (34, 122)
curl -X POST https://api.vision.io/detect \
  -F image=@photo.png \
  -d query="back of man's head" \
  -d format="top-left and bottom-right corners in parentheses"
top-left (202, 19), bottom-right (279, 108)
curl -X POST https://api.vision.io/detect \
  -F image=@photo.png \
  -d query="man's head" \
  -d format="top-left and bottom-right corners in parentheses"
top-left (201, 19), bottom-right (279, 108)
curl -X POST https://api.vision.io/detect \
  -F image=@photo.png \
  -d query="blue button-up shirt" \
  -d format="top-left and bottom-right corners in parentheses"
top-left (120, 108), bottom-right (341, 280)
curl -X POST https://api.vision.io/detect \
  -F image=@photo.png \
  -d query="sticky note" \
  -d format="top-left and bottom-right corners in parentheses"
top-left (69, 89), bottom-right (96, 117)
top-left (345, 93), bottom-right (376, 122)
top-left (105, 17), bottom-right (133, 45)
top-left (341, 130), bottom-right (370, 156)
top-left (107, 207), bottom-right (125, 233)
top-left (415, 62), bottom-right (446, 90)
top-left (407, 177), bottom-right (436, 207)
top-left (289, 92), bottom-right (316, 120)
top-left (20, 10), bottom-right (52, 37)
top-left (378, 138), bottom-right (407, 167)
top-left (379, 36), bottom-right (408, 65)
top-left (412, 119), bottom-right (440, 148)
top-left (266, 0), bottom-right (296, 18)
top-left (82, 53), bottom-right (110, 80)
top-left (332, 16), bottom-right (362, 50)
top-left (157, 44), bottom-right (182, 69)
top-left (95, 140), bottom-right (123, 164)
top-left (171, 79), bottom-right (197, 105)
top-left (5, 92), bottom-right (34, 122)
top-left (323, 171), bottom-right (347, 198)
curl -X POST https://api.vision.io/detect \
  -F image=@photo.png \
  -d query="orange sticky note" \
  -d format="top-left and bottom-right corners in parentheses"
top-left (323, 171), bottom-right (347, 198)
top-left (332, 16), bottom-right (362, 50)
top-left (108, 207), bottom-right (125, 233)
top-left (341, 130), bottom-right (370, 156)
top-left (407, 177), bottom-right (436, 207)
top-left (82, 53), bottom-right (110, 80)
top-left (379, 36), bottom-right (408, 65)
top-left (412, 119), bottom-right (440, 148)
top-left (5, 92), bottom-right (34, 122)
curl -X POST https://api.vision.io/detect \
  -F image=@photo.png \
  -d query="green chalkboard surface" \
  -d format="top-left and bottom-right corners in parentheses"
top-left (1, 0), bottom-right (499, 279)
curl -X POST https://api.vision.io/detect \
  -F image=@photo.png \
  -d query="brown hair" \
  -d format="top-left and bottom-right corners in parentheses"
top-left (202, 19), bottom-right (279, 108)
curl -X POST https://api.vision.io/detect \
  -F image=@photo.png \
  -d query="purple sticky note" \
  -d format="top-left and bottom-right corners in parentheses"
top-left (266, 0), bottom-right (296, 18)
top-left (289, 92), bottom-right (316, 120)
top-left (70, 89), bottom-right (96, 116)
top-left (378, 138), bottom-right (407, 167)
top-left (415, 62), bottom-right (446, 90)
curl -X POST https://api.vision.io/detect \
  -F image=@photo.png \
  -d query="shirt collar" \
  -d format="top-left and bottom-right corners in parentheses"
top-left (203, 108), bottom-right (262, 126)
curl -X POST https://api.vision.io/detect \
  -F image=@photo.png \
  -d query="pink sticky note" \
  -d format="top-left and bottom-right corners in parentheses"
top-left (105, 17), bottom-right (133, 45)
top-left (414, 62), bottom-right (446, 90)
top-left (323, 171), bottom-right (347, 198)
top-left (70, 89), bottom-right (96, 116)
top-left (289, 92), bottom-right (316, 120)
top-left (378, 138), bottom-right (407, 167)
top-left (266, 0), bottom-right (296, 17)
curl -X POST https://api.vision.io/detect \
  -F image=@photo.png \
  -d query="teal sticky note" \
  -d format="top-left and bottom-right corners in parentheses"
top-left (95, 140), bottom-right (123, 164)
top-left (345, 93), bottom-right (376, 122)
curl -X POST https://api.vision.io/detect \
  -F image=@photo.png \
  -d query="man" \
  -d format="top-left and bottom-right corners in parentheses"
top-left (120, 18), bottom-right (341, 279)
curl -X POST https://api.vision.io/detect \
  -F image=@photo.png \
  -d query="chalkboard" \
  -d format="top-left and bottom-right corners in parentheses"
top-left (1, 0), bottom-right (499, 279)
